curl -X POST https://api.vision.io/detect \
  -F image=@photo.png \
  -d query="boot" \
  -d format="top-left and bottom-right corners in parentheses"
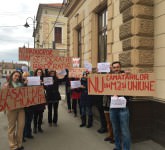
top-left (86, 115), bottom-right (93, 128)
top-left (33, 127), bottom-right (37, 134)
top-left (80, 116), bottom-right (86, 127)
top-left (38, 125), bottom-right (43, 133)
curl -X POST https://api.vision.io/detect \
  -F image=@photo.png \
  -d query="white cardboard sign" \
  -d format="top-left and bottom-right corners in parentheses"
top-left (110, 96), bottom-right (127, 108)
top-left (97, 62), bottom-right (110, 73)
top-left (27, 76), bottom-right (41, 86)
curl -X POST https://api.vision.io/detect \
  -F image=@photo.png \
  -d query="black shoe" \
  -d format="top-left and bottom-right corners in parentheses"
top-left (53, 123), bottom-right (57, 127)
top-left (33, 128), bottom-right (37, 134)
top-left (26, 135), bottom-right (34, 139)
top-left (22, 138), bottom-right (26, 142)
top-left (38, 127), bottom-right (43, 133)
top-left (97, 128), bottom-right (107, 133)
top-left (86, 124), bottom-right (92, 128)
top-left (18, 146), bottom-right (24, 150)
top-left (80, 124), bottom-right (86, 127)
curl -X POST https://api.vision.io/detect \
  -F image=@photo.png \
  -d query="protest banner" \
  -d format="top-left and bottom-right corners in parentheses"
top-left (43, 77), bottom-right (53, 85)
top-left (30, 55), bottom-right (72, 71)
top-left (69, 68), bottom-right (86, 78)
top-left (19, 47), bottom-right (59, 61)
top-left (97, 62), bottom-right (110, 73)
top-left (27, 76), bottom-right (41, 86)
top-left (71, 80), bottom-right (81, 89)
top-left (88, 73), bottom-right (155, 96)
top-left (0, 86), bottom-right (46, 112)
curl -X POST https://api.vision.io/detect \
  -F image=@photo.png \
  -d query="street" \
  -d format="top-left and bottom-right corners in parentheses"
top-left (0, 97), bottom-right (165, 150)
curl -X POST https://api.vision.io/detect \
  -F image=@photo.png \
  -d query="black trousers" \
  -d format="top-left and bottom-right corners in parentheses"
top-left (93, 95), bottom-right (107, 129)
top-left (66, 93), bottom-right (71, 110)
top-left (48, 102), bottom-right (59, 124)
top-left (72, 99), bottom-right (80, 115)
top-left (33, 110), bottom-right (43, 128)
top-left (24, 110), bottom-right (33, 137)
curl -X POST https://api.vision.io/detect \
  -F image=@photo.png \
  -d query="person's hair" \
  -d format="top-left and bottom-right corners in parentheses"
top-left (112, 61), bottom-right (121, 67)
top-left (49, 70), bottom-right (58, 82)
top-left (34, 68), bottom-right (44, 76)
top-left (34, 68), bottom-right (44, 81)
top-left (8, 70), bottom-right (23, 87)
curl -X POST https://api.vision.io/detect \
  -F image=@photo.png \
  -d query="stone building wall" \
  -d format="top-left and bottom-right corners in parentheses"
top-left (154, 0), bottom-right (165, 100)
top-left (64, 0), bottom-right (165, 146)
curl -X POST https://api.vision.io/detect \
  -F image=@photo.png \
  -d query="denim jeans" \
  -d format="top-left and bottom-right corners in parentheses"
top-left (110, 108), bottom-right (131, 150)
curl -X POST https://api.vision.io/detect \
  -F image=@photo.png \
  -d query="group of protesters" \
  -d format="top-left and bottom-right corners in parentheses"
top-left (65, 61), bottom-right (131, 150)
top-left (2, 60), bottom-right (131, 150)
top-left (2, 68), bottom-right (66, 150)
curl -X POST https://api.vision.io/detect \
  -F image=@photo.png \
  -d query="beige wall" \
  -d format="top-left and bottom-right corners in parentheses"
top-left (154, 0), bottom-right (165, 101)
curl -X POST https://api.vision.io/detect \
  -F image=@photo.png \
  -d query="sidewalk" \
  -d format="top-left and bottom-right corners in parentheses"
top-left (0, 100), bottom-right (165, 150)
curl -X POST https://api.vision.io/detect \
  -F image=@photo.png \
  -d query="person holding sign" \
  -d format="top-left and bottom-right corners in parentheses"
top-left (44, 70), bottom-right (62, 127)
top-left (109, 61), bottom-right (131, 150)
top-left (79, 71), bottom-right (93, 128)
top-left (3, 71), bottom-right (25, 150)
top-left (33, 69), bottom-right (45, 133)
top-left (22, 72), bottom-right (34, 140)
top-left (70, 78), bottom-right (82, 117)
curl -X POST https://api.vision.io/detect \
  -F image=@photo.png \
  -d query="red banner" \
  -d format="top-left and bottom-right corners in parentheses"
top-left (88, 73), bottom-right (156, 96)
top-left (19, 47), bottom-right (59, 61)
top-left (30, 55), bottom-right (73, 71)
top-left (0, 86), bottom-right (46, 112)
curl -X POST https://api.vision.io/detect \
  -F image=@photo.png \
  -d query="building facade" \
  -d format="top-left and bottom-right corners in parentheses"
top-left (0, 62), bottom-right (27, 77)
top-left (64, 0), bottom-right (165, 146)
top-left (35, 3), bottom-right (68, 56)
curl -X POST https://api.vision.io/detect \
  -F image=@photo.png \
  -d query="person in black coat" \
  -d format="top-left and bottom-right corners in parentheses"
top-left (79, 71), bottom-right (93, 128)
top-left (33, 69), bottom-right (46, 133)
top-left (44, 70), bottom-right (62, 126)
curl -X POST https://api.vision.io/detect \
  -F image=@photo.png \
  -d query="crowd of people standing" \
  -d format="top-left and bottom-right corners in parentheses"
top-left (2, 61), bottom-right (131, 150)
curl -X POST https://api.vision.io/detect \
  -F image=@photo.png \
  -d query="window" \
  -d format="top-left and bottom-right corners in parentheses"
top-left (54, 27), bottom-right (62, 43)
top-left (98, 8), bottom-right (107, 62)
top-left (77, 28), bottom-right (82, 59)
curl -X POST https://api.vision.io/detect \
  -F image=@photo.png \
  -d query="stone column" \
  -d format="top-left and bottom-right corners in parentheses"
top-left (119, 0), bottom-right (154, 73)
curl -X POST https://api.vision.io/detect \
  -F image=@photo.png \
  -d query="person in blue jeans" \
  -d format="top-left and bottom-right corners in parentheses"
top-left (109, 61), bottom-right (131, 150)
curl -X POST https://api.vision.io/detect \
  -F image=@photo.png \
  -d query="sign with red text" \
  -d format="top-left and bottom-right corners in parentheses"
top-left (88, 73), bottom-right (155, 96)
top-left (19, 47), bottom-right (59, 61)
top-left (69, 68), bottom-right (86, 78)
top-left (30, 55), bottom-right (72, 71)
top-left (0, 86), bottom-right (46, 112)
